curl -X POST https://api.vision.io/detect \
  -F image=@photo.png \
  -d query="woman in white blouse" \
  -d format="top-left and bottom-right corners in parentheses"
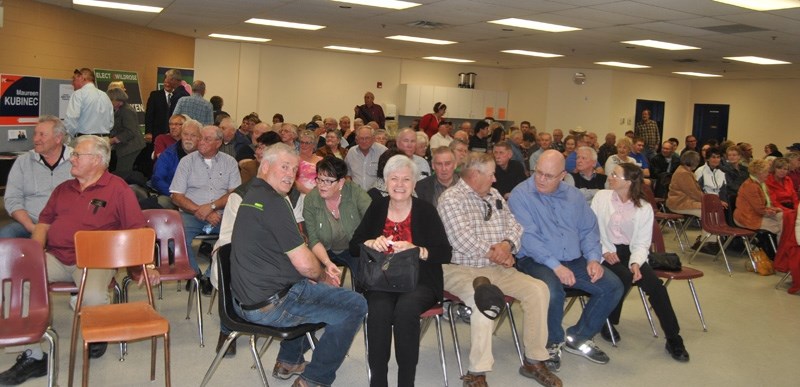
top-left (591, 163), bottom-right (690, 363)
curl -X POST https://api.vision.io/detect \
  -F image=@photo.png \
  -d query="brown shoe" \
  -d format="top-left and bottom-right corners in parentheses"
top-left (273, 361), bottom-right (306, 380)
top-left (462, 373), bottom-right (488, 387)
top-left (519, 359), bottom-right (563, 387)
top-left (291, 376), bottom-right (323, 387)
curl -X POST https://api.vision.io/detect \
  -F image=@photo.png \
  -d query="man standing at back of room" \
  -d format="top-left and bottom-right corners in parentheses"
top-left (64, 68), bottom-right (114, 138)
top-left (173, 80), bottom-right (214, 126)
top-left (354, 91), bottom-right (385, 129)
top-left (634, 109), bottom-right (660, 161)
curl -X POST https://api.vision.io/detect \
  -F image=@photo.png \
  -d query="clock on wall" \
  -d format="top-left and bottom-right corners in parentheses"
top-left (573, 72), bottom-right (586, 85)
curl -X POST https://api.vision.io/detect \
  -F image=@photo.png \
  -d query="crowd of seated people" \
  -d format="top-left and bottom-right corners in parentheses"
top-left (6, 81), bottom-right (800, 387)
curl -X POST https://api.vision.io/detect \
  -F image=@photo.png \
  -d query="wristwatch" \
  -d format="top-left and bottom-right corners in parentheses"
top-left (502, 239), bottom-right (516, 252)
top-left (210, 203), bottom-right (217, 211)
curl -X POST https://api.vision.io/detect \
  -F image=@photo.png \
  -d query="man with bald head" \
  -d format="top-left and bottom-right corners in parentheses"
top-left (597, 132), bottom-right (617, 166)
top-left (218, 117), bottom-right (238, 158)
top-left (354, 91), bottom-right (385, 129)
top-left (509, 150), bottom-right (623, 369)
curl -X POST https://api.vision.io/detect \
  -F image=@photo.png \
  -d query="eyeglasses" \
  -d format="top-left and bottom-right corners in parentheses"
top-left (70, 152), bottom-right (96, 159)
top-left (315, 177), bottom-right (340, 186)
top-left (609, 171), bottom-right (628, 180)
top-left (483, 200), bottom-right (493, 221)
top-left (533, 169), bottom-right (563, 182)
top-left (299, 141), bottom-right (314, 145)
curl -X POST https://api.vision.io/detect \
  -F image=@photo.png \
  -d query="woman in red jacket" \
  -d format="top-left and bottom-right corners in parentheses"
top-left (420, 102), bottom-right (447, 138)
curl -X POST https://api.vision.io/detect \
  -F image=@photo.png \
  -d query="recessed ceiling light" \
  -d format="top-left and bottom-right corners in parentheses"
top-left (324, 45), bottom-right (381, 53)
top-left (622, 40), bottom-right (700, 51)
top-left (246, 18), bottom-right (326, 31)
top-left (501, 49), bottom-right (563, 58)
top-left (724, 56), bottom-right (791, 65)
top-left (208, 34), bottom-right (270, 43)
top-left (595, 61), bottom-right (650, 69)
top-left (386, 35), bottom-right (456, 45)
top-left (423, 56), bottom-right (474, 63)
top-left (673, 72), bottom-right (723, 78)
top-left (73, 0), bottom-right (162, 13)
top-left (713, 0), bottom-right (800, 11)
top-left (332, 0), bottom-right (421, 10)
top-left (488, 18), bottom-right (580, 32)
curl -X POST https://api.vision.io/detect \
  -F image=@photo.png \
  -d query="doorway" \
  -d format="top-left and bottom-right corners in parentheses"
top-left (692, 104), bottom-right (729, 146)
top-left (635, 99), bottom-right (665, 143)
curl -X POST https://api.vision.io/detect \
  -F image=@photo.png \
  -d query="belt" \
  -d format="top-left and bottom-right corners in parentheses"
top-left (237, 287), bottom-right (290, 311)
top-left (77, 133), bottom-right (111, 137)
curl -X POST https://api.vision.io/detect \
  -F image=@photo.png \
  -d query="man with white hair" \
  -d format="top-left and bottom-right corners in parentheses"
top-left (345, 126), bottom-right (387, 191)
top-left (395, 128), bottom-right (431, 180)
top-left (568, 146), bottom-right (607, 203)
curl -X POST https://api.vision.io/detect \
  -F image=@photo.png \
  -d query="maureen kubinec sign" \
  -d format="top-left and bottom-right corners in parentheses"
top-left (0, 74), bottom-right (41, 126)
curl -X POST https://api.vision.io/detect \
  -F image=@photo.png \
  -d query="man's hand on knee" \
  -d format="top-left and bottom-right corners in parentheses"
top-left (554, 265), bottom-right (575, 287)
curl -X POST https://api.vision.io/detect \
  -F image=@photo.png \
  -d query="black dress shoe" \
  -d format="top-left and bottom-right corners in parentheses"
top-left (199, 276), bottom-right (213, 297)
top-left (0, 351), bottom-right (47, 385)
top-left (600, 324), bottom-right (621, 343)
top-left (89, 342), bottom-right (108, 359)
top-left (666, 336), bottom-right (690, 362)
top-left (215, 332), bottom-right (237, 358)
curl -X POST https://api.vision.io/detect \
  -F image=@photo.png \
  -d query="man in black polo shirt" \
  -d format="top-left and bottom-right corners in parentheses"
top-left (569, 146), bottom-right (607, 203)
top-left (230, 143), bottom-right (367, 387)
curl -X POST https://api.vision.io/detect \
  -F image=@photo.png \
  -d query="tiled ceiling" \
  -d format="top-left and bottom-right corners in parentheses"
top-left (37, 0), bottom-right (800, 79)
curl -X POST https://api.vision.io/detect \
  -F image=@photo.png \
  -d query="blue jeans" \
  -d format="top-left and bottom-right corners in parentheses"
top-left (233, 279), bottom-right (367, 387)
top-left (516, 257), bottom-right (623, 344)
top-left (180, 212), bottom-right (220, 275)
top-left (0, 221), bottom-right (31, 238)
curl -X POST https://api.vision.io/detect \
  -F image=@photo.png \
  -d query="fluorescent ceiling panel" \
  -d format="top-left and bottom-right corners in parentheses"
top-left (73, 0), bottom-right (162, 13)
top-left (246, 18), bottom-right (326, 30)
top-left (423, 56), bottom-right (475, 63)
top-left (673, 72), bottom-right (723, 77)
top-left (501, 49), bottom-right (563, 58)
top-left (332, 0), bottom-right (420, 10)
top-left (595, 61), bottom-right (650, 68)
top-left (488, 18), bottom-right (581, 32)
top-left (208, 34), bottom-right (270, 43)
top-left (386, 35), bottom-right (456, 45)
top-left (324, 45), bottom-right (380, 53)
top-left (622, 40), bottom-right (700, 50)
top-left (713, 0), bottom-right (800, 11)
top-left (724, 56), bottom-right (791, 64)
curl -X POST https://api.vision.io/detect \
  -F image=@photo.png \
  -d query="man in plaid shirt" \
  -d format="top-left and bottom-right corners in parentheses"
top-left (635, 109), bottom-right (660, 161)
top-left (437, 152), bottom-right (561, 387)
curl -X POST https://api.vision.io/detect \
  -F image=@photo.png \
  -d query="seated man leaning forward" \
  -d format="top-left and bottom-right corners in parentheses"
top-left (437, 152), bottom-right (561, 387)
top-left (0, 135), bottom-right (158, 386)
top-left (230, 143), bottom-right (367, 387)
top-left (509, 149), bottom-right (623, 369)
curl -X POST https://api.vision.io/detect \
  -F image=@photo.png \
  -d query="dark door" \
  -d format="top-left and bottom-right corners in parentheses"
top-left (692, 104), bottom-right (729, 145)
top-left (635, 99), bottom-right (665, 143)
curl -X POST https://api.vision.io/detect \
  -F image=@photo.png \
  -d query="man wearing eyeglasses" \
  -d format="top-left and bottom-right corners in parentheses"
top-left (509, 150), bottom-right (623, 370)
top-left (64, 68), bottom-right (114, 138)
top-left (170, 125), bottom-right (240, 295)
top-left (437, 152), bottom-right (561, 387)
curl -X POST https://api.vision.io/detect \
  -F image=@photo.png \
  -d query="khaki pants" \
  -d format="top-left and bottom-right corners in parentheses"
top-left (443, 264), bottom-right (549, 373)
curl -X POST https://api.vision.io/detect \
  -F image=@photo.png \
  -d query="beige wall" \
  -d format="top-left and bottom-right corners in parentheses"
top-left (0, 0), bottom-right (194, 97)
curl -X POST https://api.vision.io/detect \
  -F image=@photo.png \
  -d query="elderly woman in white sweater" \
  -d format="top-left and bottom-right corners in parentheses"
top-left (591, 162), bottom-right (690, 363)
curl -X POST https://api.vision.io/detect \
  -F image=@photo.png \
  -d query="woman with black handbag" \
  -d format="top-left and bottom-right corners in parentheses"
top-left (350, 154), bottom-right (452, 387)
top-left (591, 163), bottom-right (690, 363)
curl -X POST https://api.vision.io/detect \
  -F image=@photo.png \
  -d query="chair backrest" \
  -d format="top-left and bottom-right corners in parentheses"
top-left (74, 228), bottom-right (156, 269)
top-left (701, 194), bottom-right (727, 232)
top-left (215, 243), bottom-right (241, 329)
top-left (142, 209), bottom-right (189, 266)
top-left (0, 238), bottom-right (50, 345)
top-left (651, 220), bottom-right (666, 253)
top-left (642, 183), bottom-right (660, 212)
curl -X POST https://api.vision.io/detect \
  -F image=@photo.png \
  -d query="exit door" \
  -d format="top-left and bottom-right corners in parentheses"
top-left (692, 104), bottom-right (729, 145)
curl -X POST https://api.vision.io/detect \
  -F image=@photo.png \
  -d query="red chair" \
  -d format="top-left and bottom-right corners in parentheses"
top-left (0, 238), bottom-right (58, 387)
top-left (123, 209), bottom-right (204, 348)
top-left (690, 194), bottom-right (757, 275)
top-left (644, 184), bottom-right (689, 251)
top-left (645, 219), bottom-right (708, 332)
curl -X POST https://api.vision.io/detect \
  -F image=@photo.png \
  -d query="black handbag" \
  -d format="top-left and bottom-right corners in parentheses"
top-left (647, 252), bottom-right (682, 272)
top-left (356, 244), bottom-right (419, 293)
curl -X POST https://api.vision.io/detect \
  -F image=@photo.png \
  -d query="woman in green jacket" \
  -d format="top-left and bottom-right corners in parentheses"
top-left (303, 156), bottom-right (372, 282)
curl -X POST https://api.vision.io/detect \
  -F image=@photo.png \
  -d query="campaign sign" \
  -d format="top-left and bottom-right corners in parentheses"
top-left (94, 69), bottom-right (145, 130)
top-left (0, 75), bottom-right (41, 126)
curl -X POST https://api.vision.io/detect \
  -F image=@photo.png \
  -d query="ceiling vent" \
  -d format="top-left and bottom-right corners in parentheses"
top-left (700, 24), bottom-right (767, 34)
top-left (406, 20), bottom-right (448, 29)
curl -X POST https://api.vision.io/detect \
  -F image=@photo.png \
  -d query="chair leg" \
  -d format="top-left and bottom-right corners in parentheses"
top-left (689, 233), bottom-right (712, 263)
top-left (446, 306), bottom-right (463, 378)
top-left (419, 316), bottom-right (433, 343)
top-left (492, 308), bottom-right (508, 335)
top-left (68, 314), bottom-right (80, 387)
top-left (505, 301), bottom-right (524, 366)
top-left (687, 280), bottom-right (708, 332)
top-left (252, 336), bottom-right (275, 369)
top-left (306, 331), bottom-right (318, 350)
top-left (164, 332), bottom-right (171, 387)
top-left (716, 236), bottom-right (733, 276)
top-left (637, 287), bottom-right (658, 337)
top-left (201, 332), bottom-right (241, 387)
top-left (250, 335), bottom-right (270, 387)
top-left (207, 289), bottom-right (217, 315)
top-left (44, 329), bottom-right (58, 387)
top-left (82, 341), bottom-right (90, 387)
top-left (434, 315), bottom-right (448, 387)
top-left (363, 315), bottom-right (371, 385)
top-left (151, 337), bottom-right (157, 381)
top-left (193, 282), bottom-right (204, 347)
top-left (741, 237), bottom-right (758, 273)
top-left (776, 272), bottom-right (792, 289)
